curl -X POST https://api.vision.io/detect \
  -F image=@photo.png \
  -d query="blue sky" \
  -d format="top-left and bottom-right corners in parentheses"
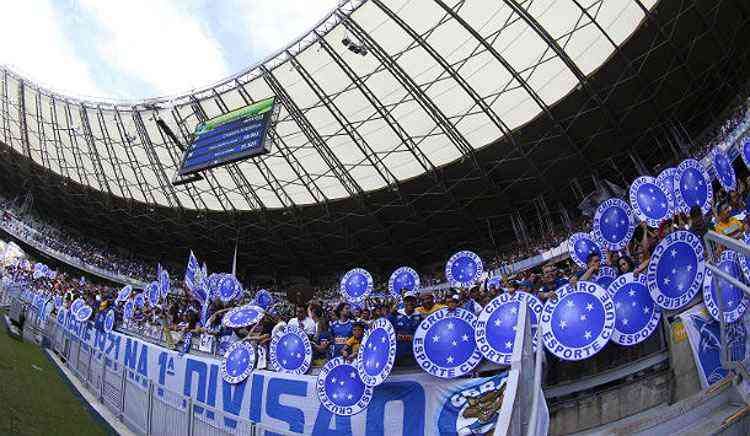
top-left (0, 0), bottom-right (338, 100)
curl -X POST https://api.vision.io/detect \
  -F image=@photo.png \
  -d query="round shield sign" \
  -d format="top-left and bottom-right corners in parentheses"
top-left (388, 267), bottom-right (420, 298)
top-left (592, 198), bottom-right (636, 251)
top-left (703, 250), bottom-right (749, 323)
top-left (646, 230), bottom-right (705, 310)
top-left (104, 309), bottom-right (115, 333)
top-left (607, 273), bottom-right (661, 346)
top-left (594, 266), bottom-right (618, 290)
top-left (75, 305), bottom-right (93, 322)
top-left (357, 317), bottom-right (397, 386)
top-left (476, 291), bottom-right (544, 365)
top-left (221, 342), bottom-right (256, 384)
top-left (567, 233), bottom-right (603, 269)
top-left (741, 138), bottom-right (750, 170)
top-left (413, 308), bottom-right (483, 378)
top-left (222, 305), bottom-right (264, 329)
top-left (116, 285), bottom-right (132, 303)
top-left (270, 324), bottom-right (312, 375)
top-left (316, 357), bottom-right (373, 416)
top-left (540, 281), bottom-right (615, 361)
top-left (629, 176), bottom-right (672, 228)
top-left (340, 268), bottom-right (373, 304)
top-left (712, 148), bottom-right (736, 192)
top-left (673, 159), bottom-right (713, 214)
top-left (445, 251), bottom-right (483, 287)
top-left (218, 275), bottom-right (241, 303)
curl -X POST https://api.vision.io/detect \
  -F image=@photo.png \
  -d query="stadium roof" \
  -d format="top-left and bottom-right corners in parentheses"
top-left (1, 0), bottom-right (749, 281)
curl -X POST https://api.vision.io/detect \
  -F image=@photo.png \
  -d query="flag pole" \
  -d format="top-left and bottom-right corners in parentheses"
top-left (231, 237), bottom-right (238, 277)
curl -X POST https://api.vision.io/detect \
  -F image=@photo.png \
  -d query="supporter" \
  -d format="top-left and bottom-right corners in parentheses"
top-left (340, 321), bottom-right (365, 362)
top-left (537, 263), bottom-right (567, 300)
top-left (287, 305), bottom-right (316, 336)
top-left (330, 303), bottom-right (353, 357)
top-left (311, 306), bottom-right (332, 365)
top-left (713, 201), bottom-right (743, 238)
top-left (416, 291), bottom-right (446, 315)
top-left (388, 292), bottom-right (421, 366)
top-left (616, 256), bottom-right (635, 275)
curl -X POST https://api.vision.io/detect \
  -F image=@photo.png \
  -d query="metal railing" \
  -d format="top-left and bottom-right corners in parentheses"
top-left (703, 230), bottom-right (750, 383)
top-left (32, 305), bottom-right (304, 436)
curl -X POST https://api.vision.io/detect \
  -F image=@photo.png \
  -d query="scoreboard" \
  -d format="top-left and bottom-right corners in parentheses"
top-left (177, 97), bottom-right (277, 176)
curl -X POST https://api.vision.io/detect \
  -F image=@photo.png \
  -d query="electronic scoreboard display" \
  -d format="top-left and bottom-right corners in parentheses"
top-left (177, 97), bottom-right (277, 176)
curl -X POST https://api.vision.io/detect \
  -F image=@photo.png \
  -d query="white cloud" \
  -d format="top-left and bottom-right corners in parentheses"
top-left (78, 0), bottom-right (230, 97)
top-left (0, 0), bottom-right (102, 97)
top-left (232, 0), bottom-right (340, 58)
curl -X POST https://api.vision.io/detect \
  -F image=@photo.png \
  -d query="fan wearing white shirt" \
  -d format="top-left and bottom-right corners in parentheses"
top-left (288, 305), bottom-right (317, 336)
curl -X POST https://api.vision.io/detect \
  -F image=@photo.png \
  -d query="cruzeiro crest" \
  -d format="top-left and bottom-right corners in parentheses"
top-left (436, 373), bottom-right (508, 436)
top-left (541, 281), bottom-right (615, 361)
top-left (703, 250), bottom-right (749, 323)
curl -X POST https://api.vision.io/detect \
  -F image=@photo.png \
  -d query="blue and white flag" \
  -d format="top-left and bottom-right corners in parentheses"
top-left (680, 304), bottom-right (749, 389)
top-left (674, 159), bottom-right (713, 214)
top-left (269, 324), bottom-right (312, 375)
top-left (656, 167), bottom-right (677, 213)
top-left (594, 266), bottom-right (618, 290)
top-left (711, 148), bottom-right (736, 192)
top-left (104, 309), bottom-right (115, 333)
top-left (123, 301), bottom-right (134, 320)
top-left (592, 198), bottom-right (636, 251)
top-left (476, 291), bottom-right (543, 365)
top-left (629, 176), bottom-right (672, 228)
top-left (159, 269), bottom-right (170, 298)
top-left (316, 357), bottom-right (373, 416)
top-left (646, 230), bottom-right (705, 310)
top-left (567, 232), bottom-right (603, 268)
top-left (184, 251), bottom-right (199, 292)
top-left (540, 281), bottom-right (615, 361)
top-left (413, 308), bottom-right (483, 378)
top-left (116, 285), bottom-right (132, 303)
top-left (388, 266), bottom-right (420, 298)
top-left (607, 273), bottom-right (661, 346)
top-left (340, 268), bottom-right (373, 304)
top-left (445, 251), bottom-right (483, 287)
top-left (703, 250), bottom-right (749, 323)
top-left (147, 281), bottom-right (161, 307)
top-left (357, 317), bottom-right (397, 386)
top-left (221, 342), bottom-right (256, 384)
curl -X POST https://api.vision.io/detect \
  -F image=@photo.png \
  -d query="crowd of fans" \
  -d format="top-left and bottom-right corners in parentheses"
top-left (4, 98), bottom-right (750, 374)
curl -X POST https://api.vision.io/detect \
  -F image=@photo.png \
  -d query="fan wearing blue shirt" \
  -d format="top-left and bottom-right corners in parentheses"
top-left (388, 292), bottom-right (422, 365)
top-left (330, 302), bottom-right (353, 357)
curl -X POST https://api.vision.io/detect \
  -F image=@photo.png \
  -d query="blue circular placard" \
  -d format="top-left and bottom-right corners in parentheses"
top-left (75, 305), bottom-right (93, 322)
top-left (703, 250), bottom-right (748, 323)
top-left (646, 230), bottom-right (705, 310)
top-left (540, 281), bottom-right (615, 361)
top-left (207, 273), bottom-right (222, 300)
top-left (740, 233), bottom-right (750, 283)
top-left (116, 285), bottom-right (132, 303)
top-left (269, 324), bottom-right (312, 375)
top-left (147, 281), bottom-right (160, 306)
top-left (594, 266), bottom-right (618, 290)
top-left (123, 301), bottom-right (134, 320)
top-left (357, 317), bottom-right (397, 387)
top-left (316, 357), bottom-right (373, 416)
top-left (656, 167), bottom-right (677, 214)
top-left (413, 307), bottom-right (483, 378)
top-left (134, 293), bottom-right (146, 308)
top-left (592, 198), bottom-right (636, 251)
top-left (218, 275), bottom-right (241, 303)
top-left (445, 251), bottom-right (483, 287)
top-left (221, 342), bottom-right (256, 384)
top-left (104, 309), bottom-right (115, 333)
top-left (159, 270), bottom-right (171, 298)
top-left (71, 297), bottom-right (85, 315)
top-left (712, 148), bottom-right (736, 192)
top-left (57, 308), bottom-right (67, 325)
top-left (673, 159), bottom-right (713, 214)
top-left (741, 137), bottom-right (750, 170)
top-left (567, 233), bottom-right (603, 269)
top-left (388, 267), bottom-right (420, 298)
top-left (629, 176), bottom-right (672, 228)
top-left (476, 291), bottom-right (544, 365)
top-left (340, 268), bottom-right (373, 304)
top-left (607, 273), bottom-right (661, 346)
top-left (222, 305), bottom-right (264, 329)
top-left (254, 289), bottom-right (274, 310)
top-left (54, 295), bottom-right (63, 310)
